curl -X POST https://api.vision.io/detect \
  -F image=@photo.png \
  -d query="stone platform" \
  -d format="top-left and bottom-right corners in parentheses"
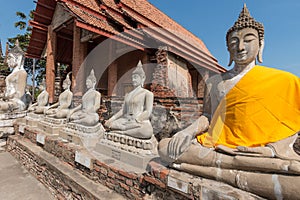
top-left (8, 123), bottom-right (265, 200)
top-left (95, 133), bottom-right (159, 170)
top-left (59, 122), bottom-right (105, 148)
top-left (0, 111), bottom-right (27, 138)
top-left (37, 117), bottom-right (66, 135)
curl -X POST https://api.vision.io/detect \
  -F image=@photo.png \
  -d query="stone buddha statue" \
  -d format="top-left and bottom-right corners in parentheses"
top-left (0, 40), bottom-right (28, 113)
top-left (158, 5), bottom-right (300, 199)
top-left (67, 69), bottom-right (101, 126)
top-left (28, 79), bottom-right (49, 114)
top-left (44, 72), bottom-right (73, 118)
top-left (104, 61), bottom-right (154, 139)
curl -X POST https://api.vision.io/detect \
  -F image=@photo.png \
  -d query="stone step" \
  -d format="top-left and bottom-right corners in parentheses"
top-left (7, 135), bottom-right (125, 200)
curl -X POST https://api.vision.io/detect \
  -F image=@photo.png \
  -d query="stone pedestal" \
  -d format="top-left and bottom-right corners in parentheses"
top-left (38, 116), bottom-right (66, 135)
top-left (26, 112), bottom-right (44, 127)
top-left (0, 111), bottom-right (27, 138)
top-left (59, 123), bottom-right (105, 148)
top-left (94, 133), bottom-right (159, 170)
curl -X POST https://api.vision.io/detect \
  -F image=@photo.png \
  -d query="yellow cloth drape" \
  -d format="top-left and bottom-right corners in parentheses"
top-left (197, 66), bottom-right (300, 148)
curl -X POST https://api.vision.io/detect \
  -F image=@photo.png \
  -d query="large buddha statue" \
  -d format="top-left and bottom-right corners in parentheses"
top-left (28, 79), bottom-right (49, 114)
top-left (104, 61), bottom-right (154, 139)
top-left (158, 5), bottom-right (300, 199)
top-left (67, 69), bottom-right (101, 126)
top-left (0, 40), bottom-right (28, 113)
top-left (44, 72), bottom-right (73, 118)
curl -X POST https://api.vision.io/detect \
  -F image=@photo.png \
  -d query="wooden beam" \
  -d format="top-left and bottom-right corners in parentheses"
top-left (57, 32), bottom-right (73, 41)
top-left (29, 20), bottom-right (48, 32)
top-left (35, 1), bottom-right (55, 11)
top-left (33, 11), bottom-right (52, 21)
top-left (30, 37), bottom-right (46, 44)
top-left (27, 45), bottom-right (44, 51)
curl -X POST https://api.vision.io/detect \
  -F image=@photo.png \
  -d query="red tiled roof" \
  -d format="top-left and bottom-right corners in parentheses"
top-left (120, 0), bottom-right (213, 58)
top-left (64, 2), bottom-right (118, 35)
top-left (27, 0), bottom-right (225, 72)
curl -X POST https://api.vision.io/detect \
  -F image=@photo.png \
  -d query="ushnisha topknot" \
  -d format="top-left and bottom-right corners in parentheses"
top-left (64, 72), bottom-right (72, 86)
top-left (132, 60), bottom-right (145, 77)
top-left (226, 4), bottom-right (264, 46)
top-left (87, 69), bottom-right (97, 83)
top-left (9, 39), bottom-right (24, 56)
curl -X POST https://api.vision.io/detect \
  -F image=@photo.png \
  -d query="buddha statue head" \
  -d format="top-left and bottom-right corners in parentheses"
top-left (86, 69), bottom-right (97, 89)
top-left (63, 72), bottom-right (72, 90)
top-left (226, 4), bottom-right (264, 66)
top-left (39, 78), bottom-right (46, 91)
top-left (132, 60), bottom-right (146, 87)
top-left (6, 40), bottom-right (25, 70)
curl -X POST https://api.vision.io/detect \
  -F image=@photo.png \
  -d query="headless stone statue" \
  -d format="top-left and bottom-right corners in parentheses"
top-left (44, 72), bottom-right (73, 118)
top-left (105, 61), bottom-right (154, 139)
top-left (28, 79), bottom-right (49, 114)
top-left (68, 69), bottom-right (100, 126)
top-left (158, 5), bottom-right (300, 199)
top-left (0, 40), bottom-right (28, 113)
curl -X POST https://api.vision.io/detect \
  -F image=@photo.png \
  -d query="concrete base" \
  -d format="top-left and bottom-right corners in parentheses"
top-left (0, 111), bottom-right (27, 138)
top-left (37, 117), bottom-right (66, 135)
top-left (94, 140), bottom-right (159, 170)
top-left (26, 113), bottom-right (44, 127)
top-left (59, 123), bottom-right (105, 148)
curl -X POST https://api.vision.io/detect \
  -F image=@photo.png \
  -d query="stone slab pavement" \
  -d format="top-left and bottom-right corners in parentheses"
top-left (0, 152), bottom-right (55, 200)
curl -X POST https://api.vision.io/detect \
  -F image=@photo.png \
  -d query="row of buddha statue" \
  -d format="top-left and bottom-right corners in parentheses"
top-left (2, 4), bottom-right (300, 199)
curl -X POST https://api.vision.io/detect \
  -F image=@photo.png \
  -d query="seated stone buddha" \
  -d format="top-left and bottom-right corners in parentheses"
top-left (44, 72), bottom-right (73, 118)
top-left (158, 5), bottom-right (300, 199)
top-left (104, 61), bottom-right (154, 139)
top-left (0, 40), bottom-right (28, 113)
top-left (28, 79), bottom-right (49, 114)
top-left (67, 69), bottom-right (101, 126)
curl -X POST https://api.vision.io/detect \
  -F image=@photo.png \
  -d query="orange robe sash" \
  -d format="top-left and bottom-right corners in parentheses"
top-left (197, 66), bottom-right (300, 148)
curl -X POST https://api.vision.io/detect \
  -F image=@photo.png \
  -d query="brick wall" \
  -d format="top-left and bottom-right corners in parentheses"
top-left (8, 126), bottom-right (263, 200)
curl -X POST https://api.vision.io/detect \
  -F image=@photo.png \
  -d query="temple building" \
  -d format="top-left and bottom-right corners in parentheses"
top-left (27, 0), bottom-right (225, 127)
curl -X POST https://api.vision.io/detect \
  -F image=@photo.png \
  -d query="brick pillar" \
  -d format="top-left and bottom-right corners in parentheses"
top-left (72, 23), bottom-right (87, 97)
top-left (107, 62), bottom-right (117, 96)
top-left (45, 26), bottom-right (56, 103)
top-left (151, 47), bottom-right (175, 97)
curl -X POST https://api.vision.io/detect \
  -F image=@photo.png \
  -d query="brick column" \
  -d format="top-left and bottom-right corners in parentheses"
top-left (72, 23), bottom-right (87, 97)
top-left (46, 26), bottom-right (56, 103)
top-left (107, 62), bottom-right (118, 96)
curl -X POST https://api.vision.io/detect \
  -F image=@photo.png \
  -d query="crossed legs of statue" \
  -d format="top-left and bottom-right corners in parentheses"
top-left (109, 118), bottom-right (153, 139)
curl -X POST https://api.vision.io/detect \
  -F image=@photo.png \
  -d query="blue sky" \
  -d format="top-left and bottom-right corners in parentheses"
top-left (0, 1), bottom-right (299, 77)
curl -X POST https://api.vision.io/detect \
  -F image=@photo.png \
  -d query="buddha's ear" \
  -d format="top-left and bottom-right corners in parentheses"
top-left (257, 39), bottom-right (264, 63)
top-left (227, 47), bottom-right (233, 66)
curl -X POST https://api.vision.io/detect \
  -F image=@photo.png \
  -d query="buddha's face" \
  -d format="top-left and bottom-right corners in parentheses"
top-left (63, 81), bottom-right (70, 90)
top-left (86, 79), bottom-right (94, 89)
top-left (7, 53), bottom-right (17, 68)
top-left (227, 28), bottom-right (260, 66)
top-left (132, 73), bottom-right (144, 87)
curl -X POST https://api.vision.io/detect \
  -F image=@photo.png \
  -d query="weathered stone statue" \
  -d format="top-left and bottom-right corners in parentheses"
top-left (158, 5), bottom-right (300, 199)
top-left (104, 61), bottom-right (154, 139)
top-left (67, 69), bottom-right (100, 126)
top-left (28, 79), bottom-right (49, 114)
top-left (0, 40), bottom-right (28, 113)
top-left (37, 72), bottom-right (73, 135)
top-left (44, 72), bottom-right (73, 118)
top-left (59, 69), bottom-right (104, 147)
top-left (95, 61), bottom-right (157, 169)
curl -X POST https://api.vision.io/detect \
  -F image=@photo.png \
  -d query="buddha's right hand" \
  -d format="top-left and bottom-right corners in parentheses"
top-left (167, 131), bottom-right (193, 160)
top-left (104, 120), bottom-right (112, 128)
